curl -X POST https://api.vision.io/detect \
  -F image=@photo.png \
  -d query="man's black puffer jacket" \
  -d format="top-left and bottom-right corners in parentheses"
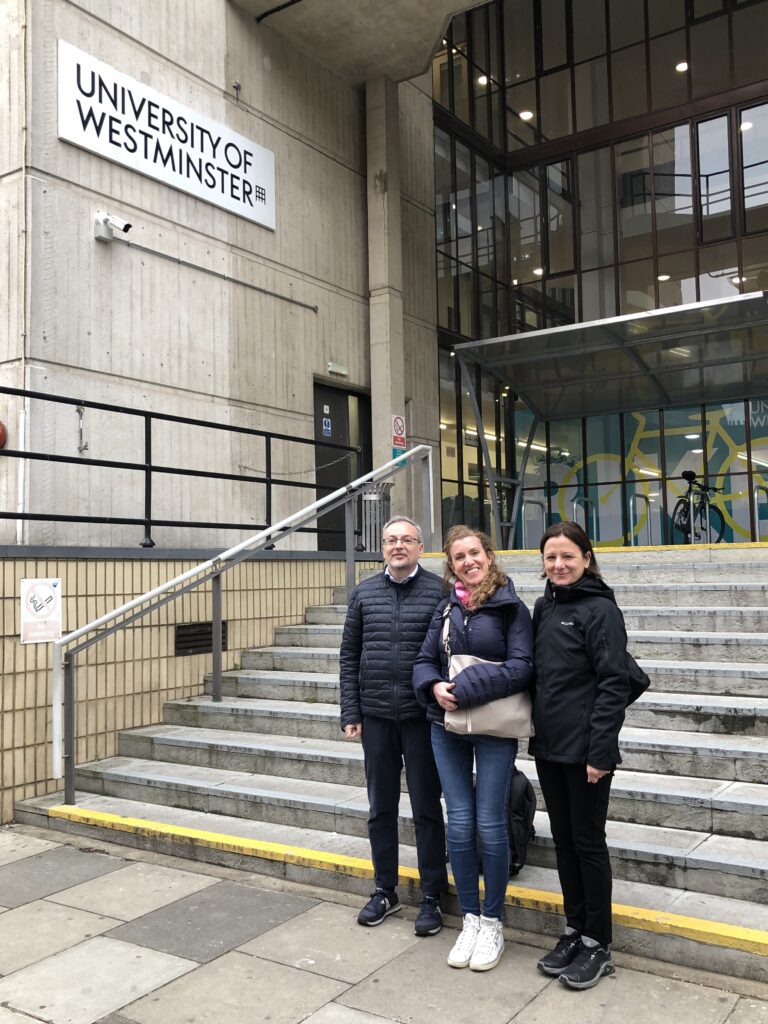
top-left (412, 579), bottom-right (534, 726)
top-left (530, 574), bottom-right (631, 771)
top-left (339, 567), bottom-right (444, 729)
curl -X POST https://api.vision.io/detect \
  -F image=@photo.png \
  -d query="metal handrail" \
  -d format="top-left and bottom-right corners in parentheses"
top-left (520, 497), bottom-right (547, 549)
top-left (628, 493), bottom-right (653, 546)
top-left (754, 484), bottom-right (768, 541)
top-left (0, 385), bottom-right (359, 546)
top-left (572, 496), bottom-right (597, 539)
top-left (52, 445), bottom-right (435, 804)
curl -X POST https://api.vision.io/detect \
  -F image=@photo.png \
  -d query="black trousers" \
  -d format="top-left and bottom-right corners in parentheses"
top-left (361, 715), bottom-right (448, 897)
top-left (535, 758), bottom-right (614, 946)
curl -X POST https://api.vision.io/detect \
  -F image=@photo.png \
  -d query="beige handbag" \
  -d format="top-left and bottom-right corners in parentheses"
top-left (441, 610), bottom-right (534, 739)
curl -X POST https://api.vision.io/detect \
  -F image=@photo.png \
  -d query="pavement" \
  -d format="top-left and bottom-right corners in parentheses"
top-left (1, 825), bottom-right (768, 1024)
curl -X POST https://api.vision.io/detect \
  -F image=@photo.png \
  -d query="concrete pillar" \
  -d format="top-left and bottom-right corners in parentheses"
top-left (366, 76), bottom-right (407, 513)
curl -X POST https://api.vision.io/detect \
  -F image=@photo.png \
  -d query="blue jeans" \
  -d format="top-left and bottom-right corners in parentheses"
top-left (431, 723), bottom-right (517, 919)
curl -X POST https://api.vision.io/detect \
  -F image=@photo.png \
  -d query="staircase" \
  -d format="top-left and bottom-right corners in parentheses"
top-left (17, 546), bottom-right (768, 982)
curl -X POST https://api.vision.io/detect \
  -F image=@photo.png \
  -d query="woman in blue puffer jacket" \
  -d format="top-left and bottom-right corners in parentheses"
top-left (413, 525), bottom-right (533, 973)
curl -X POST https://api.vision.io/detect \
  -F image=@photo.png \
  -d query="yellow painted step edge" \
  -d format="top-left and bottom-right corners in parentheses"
top-left (49, 804), bottom-right (768, 957)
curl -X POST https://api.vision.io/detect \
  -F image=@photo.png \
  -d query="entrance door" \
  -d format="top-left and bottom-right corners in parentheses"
top-left (313, 383), bottom-right (371, 551)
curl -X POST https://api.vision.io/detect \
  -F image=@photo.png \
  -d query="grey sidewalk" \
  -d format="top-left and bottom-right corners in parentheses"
top-left (1, 825), bottom-right (767, 1024)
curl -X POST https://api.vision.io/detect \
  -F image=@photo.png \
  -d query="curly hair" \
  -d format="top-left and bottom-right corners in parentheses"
top-left (442, 525), bottom-right (508, 609)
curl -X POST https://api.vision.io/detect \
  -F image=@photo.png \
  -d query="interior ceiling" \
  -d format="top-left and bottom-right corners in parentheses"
top-left (234, 0), bottom-right (487, 83)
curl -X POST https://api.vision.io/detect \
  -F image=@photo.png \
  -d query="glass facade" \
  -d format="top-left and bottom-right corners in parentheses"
top-left (432, 0), bottom-right (768, 545)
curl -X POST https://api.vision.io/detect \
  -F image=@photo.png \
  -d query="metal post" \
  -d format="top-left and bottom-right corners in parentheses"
top-left (345, 500), bottom-right (356, 602)
top-left (211, 573), bottom-right (222, 703)
top-left (572, 497), bottom-right (598, 539)
top-left (140, 414), bottom-right (155, 548)
top-left (628, 493), bottom-right (653, 546)
top-left (688, 488), bottom-right (696, 545)
top-left (457, 355), bottom-right (502, 547)
top-left (521, 497), bottom-right (547, 549)
top-left (421, 449), bottom-right (434, 552)
top-left (64, 654), bottom-right (77, 805)
top-left (510, 416), bottom-right (538, 548)
top-left (754, 485), bottom-right (768, 541)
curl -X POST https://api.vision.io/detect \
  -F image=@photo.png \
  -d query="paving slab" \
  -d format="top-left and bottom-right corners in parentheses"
top-left (120, 949), bottom-right (347, 1024)
top-left (0, 899), bottom-right (118, 975)
top-left (47, 861), bottom-right (217, 921)
top-left (726, 998), bottom-right (768, 1023)
top-left (0, 1008), bottom-right (50, 1024)
top-left (512, 966), bottom-right (739, 1023)
top-left (239, 901), bottom-right (420, 983)
top-left (0, 845), bottom-right (125, 908)
top-left (107, 880), bottom-right (317, 962)
top-left (338, 931), bottom-right (549, 1024)
top-left (303, 1008), bottom-right (395, 1024)
top-left (0, 829), bottom-right (60, 866)
top-left (0, 936), bottom-right (195, 1024)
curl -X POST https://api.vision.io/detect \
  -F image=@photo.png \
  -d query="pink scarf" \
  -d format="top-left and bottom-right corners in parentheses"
top-left (454, 581), bottom-right (472, 607)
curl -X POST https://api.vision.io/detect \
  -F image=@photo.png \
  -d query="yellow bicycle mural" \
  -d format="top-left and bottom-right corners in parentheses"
top-left (546, 405), bottom-right (768, 545)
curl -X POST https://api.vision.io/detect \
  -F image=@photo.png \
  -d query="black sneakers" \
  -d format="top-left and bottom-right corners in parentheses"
top-left (537, 932), bottom-right (582, 976)
top-left (558, 943), bottom-right (615, 989)
top-left (414, 895), bottom-right (443, 936)
top-left (357, 889), bottom-right (402, 927)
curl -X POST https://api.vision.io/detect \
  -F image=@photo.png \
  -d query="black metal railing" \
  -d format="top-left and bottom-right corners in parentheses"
top-left (0, 386), bottom-right (361, 547)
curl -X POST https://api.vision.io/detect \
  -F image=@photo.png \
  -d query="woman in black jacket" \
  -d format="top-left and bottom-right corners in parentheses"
top-left (532, 521), bottom-right (630, 991)
top-left (413, 526), bottom-right (533, 973)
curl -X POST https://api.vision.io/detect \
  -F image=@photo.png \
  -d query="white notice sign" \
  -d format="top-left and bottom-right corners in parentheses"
top-left (20, 579), bottom-right (63, 644)
top-left (57, 40), bottom-right (276, 229)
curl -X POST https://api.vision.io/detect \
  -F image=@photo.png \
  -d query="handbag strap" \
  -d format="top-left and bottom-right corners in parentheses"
top-left (441, 605), bottom-right (452, 658)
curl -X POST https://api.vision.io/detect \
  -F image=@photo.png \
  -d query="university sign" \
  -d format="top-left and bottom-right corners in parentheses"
top-left (57, 40), bottom-right (276, 229)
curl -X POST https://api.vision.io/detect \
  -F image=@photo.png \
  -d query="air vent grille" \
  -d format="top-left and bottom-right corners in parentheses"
top-left (174, 621), bottom-right (228, 657)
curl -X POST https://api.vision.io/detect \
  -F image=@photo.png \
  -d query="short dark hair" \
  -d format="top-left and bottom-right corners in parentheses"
top-left (539, 521), bottom-right (602, 578)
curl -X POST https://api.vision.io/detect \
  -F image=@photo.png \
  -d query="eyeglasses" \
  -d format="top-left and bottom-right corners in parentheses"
top-left (382, 536), bottom-right (420, 547)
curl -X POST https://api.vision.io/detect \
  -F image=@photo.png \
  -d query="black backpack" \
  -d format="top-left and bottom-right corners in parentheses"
top-left (508, 766), bottom-right (537, 877)
top-left (626, 652), bottom-right (651, 706)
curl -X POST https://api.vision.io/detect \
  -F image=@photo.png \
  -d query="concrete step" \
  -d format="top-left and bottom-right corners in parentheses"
top-left (71, 755), bottom-right (768, 905)
top-left (241, 646), bottom-right (340, 673)
top-left (305, 605), bottom-right (348, 625)
top-left (604, 726), bottom-right (768, 782)
top-left (641, 660), bottom-right (768, 697)
top-left (628, 631), bottom-right (768, 662)
top-left (119, 721), bottom-right (768, 841)
top-left (622, 607), bottom-right (768, 632)
top-left (203, 669), bottom-right (340, 703)
top-left (627, 692), bottom-right (768, 735)
top-left (274, 624), bottom-right (343, 648)
top-left (17, 791), bottom-right (768, 982)
top-left (163, 697), bottom-right (342, 741)
top-left (514, 582), bottom-right (768, 608)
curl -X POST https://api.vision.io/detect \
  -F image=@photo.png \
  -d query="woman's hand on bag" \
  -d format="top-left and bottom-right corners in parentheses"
top-left (586, 764), bottom-right (609, 784)
top-left (433, 680), bottom-right (458, 711)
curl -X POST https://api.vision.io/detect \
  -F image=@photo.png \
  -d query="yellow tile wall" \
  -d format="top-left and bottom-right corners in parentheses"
top-left (0, 556), bottom-right (373, 823)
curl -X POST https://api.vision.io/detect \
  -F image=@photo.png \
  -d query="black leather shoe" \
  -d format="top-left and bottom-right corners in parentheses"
top-left (414, 895), bottom-right (442, 936)
top-left (537, 933), bottom-right (582, 976)
top-left (559, 944), bottom-right (614, 989)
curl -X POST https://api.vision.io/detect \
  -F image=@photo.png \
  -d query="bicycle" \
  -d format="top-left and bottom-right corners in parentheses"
top-left (671, 470), bottom-right (725, 543)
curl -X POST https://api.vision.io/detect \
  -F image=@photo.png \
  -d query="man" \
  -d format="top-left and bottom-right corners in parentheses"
top-left (340, 515), bottom-right (448, 935)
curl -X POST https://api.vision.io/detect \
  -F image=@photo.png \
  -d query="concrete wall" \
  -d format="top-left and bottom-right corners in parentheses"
top-left (1, 0), bottom-right (441, 549)
top-left (0, 553), bottom-right (358, 823)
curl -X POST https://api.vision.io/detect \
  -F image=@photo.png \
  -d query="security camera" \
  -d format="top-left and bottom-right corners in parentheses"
top-left (94, 211), bottom-right (133, 241)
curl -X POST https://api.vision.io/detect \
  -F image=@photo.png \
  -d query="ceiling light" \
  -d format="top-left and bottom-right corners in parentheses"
top-left (638, 468), bottom-right (660, 477)
top-left (675, 61), bottom-right (688, 72)
top-left (512, 278), bottom-right (518, 285)
top-left (670, 347), bottom-right (690, 357)
top-left (685, 433), bottom-right (700, 440)
top-left (732, 275), bottom-right (746, 284)
top-left (478, 74), bottom-right (488, 86)
top-left (657, 274), bottom-right (671, 282)
top-left (691, 448), bottom-right (703, 454)
top-left (450, 351), bottom-right (455, 358)
top-left (439, 423), bottom-right (447, 430)
top-left (533, 267), bottom-right (544, 276)
top-left (518, 441), bottom-right (548, 452)
top-left (741, 121), bottom-right (753, 132)
top-left (519, 110), bottom-right (534, 121)
top-left (738, 452), bottom-right (768, 469)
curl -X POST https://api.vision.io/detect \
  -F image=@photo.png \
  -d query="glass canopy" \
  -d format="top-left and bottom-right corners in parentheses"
top-left (455, 292), bottom-right (768, 421)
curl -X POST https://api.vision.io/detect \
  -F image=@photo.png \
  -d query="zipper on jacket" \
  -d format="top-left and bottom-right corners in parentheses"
top-left (392, 585), bottom-right (403, 719)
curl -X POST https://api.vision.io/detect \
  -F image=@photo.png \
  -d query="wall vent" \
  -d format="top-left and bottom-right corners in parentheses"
top-left (174, 621), bottom-right (228, 657)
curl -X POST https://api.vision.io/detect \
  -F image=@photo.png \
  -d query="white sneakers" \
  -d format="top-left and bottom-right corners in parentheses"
top-left (447, 913), bottom-right (505, 971)
top-left (447, 913), bottom-right (481, 968)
